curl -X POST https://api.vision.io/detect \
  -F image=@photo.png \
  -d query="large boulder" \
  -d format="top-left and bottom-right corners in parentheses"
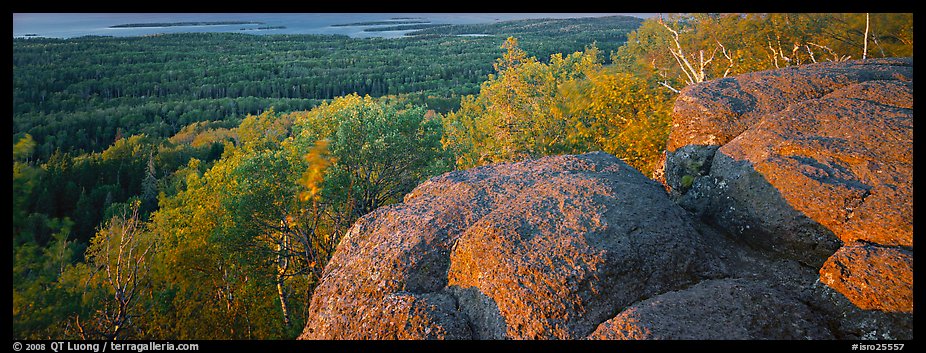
top-left (587, 278), bottom-right (834, 340)
top-left (666, 58), bottom-right (912, 152)
top-left (667, 59), bottom-right (912, 257)
top-left (300, 152), bottom-right (724, 339)
top-left (298, 58), bottom-right (913, 341)
top-left (664, 58), bottom-right (913, 325)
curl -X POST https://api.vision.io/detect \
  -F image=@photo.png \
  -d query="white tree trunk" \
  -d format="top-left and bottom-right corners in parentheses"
top-left (863, 13), bottom-right (870, 60)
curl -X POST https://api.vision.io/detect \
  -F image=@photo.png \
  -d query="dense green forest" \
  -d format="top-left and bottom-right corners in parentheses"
top-left (13, 13), bottom-right (912, 340)
top-left (13, 16), bottom-right (641, 160)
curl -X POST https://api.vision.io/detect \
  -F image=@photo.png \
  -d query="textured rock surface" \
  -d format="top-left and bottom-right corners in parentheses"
top-left (300, 59), bottom-right (913, 340)
top-left (808, 279), bottom-right (913, 340)
top-left (664, 58), bottom-right (913, 318)
top-left (662, 58), bottom-right (911, 194)
top-left (666, 58), bottom-right (912, 151)
top-left (587, 279), bottom-right (833, 340)
top-left (668, 59), bottom-right (912, 255)
top-left (300, 152), bottom-right (723, 339)
top-left (819, 243), bottom-right (914, 313)
top-left (707, 80), bottom-right (913, 253)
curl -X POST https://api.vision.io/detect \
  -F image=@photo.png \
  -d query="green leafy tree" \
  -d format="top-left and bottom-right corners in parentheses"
top-left (293, 94), bottom-right (452, 219)
top-left (12, 217), bottom-right (79, 339)
top-left (443, 38), bottom-right (601, 168)
top-left (13, 134), bottom-right (85, 339)
top-left (14, 134), bottom-right (40, 242)
top-left (559, 68), bottom-right (673, 175)
top-left (145, 95), bottom-right (450, 339)
top-left (140, 154), bottom-right (159, 215)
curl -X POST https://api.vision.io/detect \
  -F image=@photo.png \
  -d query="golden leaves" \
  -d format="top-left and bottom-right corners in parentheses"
top-left (445, 38), bottom-right (672, 176)
top-left (298, 139), bottom-right (335, 203)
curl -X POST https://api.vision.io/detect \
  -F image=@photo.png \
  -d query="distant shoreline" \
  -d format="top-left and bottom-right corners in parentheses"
top-left (363, 24), bottom-right (449, 32)
top-left (240, 26), bottom-right (288, 31)
top-left (331, 20), bottom-right (430, 27)
top-left (15, 14), bottom-right (651, 39)
top-left (110, 21), bottom-right (264, 28)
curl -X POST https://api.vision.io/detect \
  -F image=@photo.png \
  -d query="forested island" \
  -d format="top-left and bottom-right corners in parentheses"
top-left (110, 21), bottom-right (265, 28)
top-left (13, 13), bottom-right (913, 340)
top-left (332, 20), bottom-right (432, 27)
top-left (363, 24), bottom-right (450, 32)
top-left (240, 26), bottom-right (288, 31)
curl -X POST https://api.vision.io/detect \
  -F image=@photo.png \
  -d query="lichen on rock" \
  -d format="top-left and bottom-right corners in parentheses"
top-left (300, 152), bottom-right (723, 339)
top-left (663, 57), bottom-right (913, 337)
top-left (300, 58), bottom-right (914, 341)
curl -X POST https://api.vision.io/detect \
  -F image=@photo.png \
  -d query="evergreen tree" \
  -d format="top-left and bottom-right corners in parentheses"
top-left (141, 154), bottom-right (158, 215)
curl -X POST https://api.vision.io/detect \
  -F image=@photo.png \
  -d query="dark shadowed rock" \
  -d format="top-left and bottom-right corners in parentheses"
top-left (299, 58), bottom-right (912, 341)
top-left (300, 152), bottom-right (724, 339)
top-left (665, 59), bottom-right (913, 311)
top-left (662, 145), bottom-right (718, 198)
top-left (809, 279), bottom-right (914, 340)
top-left (679, 151), bottom-right (843, 267)
top-left (668, 59), bottom-right (912, 255)
top-left (587, 279), bottom-right (834, 340)
top-left (663, 59), bottom-right (913, 322)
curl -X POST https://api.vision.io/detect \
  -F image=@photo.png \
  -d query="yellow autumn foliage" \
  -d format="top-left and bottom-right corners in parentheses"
top-left (443, 37), bottom-right (673, 176)
top-left (298, 139), bottom-right (335, 203)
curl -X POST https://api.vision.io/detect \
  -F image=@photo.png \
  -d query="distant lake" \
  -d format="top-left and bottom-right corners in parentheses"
top-left (12, 13), bottom-right (655, 39)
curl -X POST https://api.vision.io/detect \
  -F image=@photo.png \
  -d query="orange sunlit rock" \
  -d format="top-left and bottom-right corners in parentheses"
top-left (819, 243), bottom-right (913, 313)
top-left (299, 152), bottom-right (722, 339)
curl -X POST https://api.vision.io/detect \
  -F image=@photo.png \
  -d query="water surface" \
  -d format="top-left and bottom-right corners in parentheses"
top-left (12, 13), bottom-right (655, 39)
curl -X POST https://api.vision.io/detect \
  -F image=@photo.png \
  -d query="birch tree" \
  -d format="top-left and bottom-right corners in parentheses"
top-left (656, 14), bottom-right (735, 86)
top-left (75, 201), bottom-right (155, 340)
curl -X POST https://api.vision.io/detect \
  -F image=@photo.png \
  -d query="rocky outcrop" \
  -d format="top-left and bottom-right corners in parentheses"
top-left (587, 279), bottom-right (833, 340)
top-left (300, 152), bottom-right (726, 339)
top-left (300, 58), bottom-right (913, 340)
top-left (666, 59), bottom-right (912, 261)
top-left (664, 58), bottom-right (913, 334)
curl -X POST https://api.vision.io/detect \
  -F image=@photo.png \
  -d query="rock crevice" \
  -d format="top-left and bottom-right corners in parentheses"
top-left (299, 58), bottom-right (912, 340)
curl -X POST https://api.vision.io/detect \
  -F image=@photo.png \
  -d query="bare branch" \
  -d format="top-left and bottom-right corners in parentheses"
top-left (767, 38), bottom-right (780, 68)
top-left (658, 17), bottom-right (700, 84)
top-left (807, 42), bottom-right (851, 62)
top-left (777, 35), bottom-right (791, 63)
top-left (716, 40), bottom-right (734, 77)
top-left (81, 202), bottom-right (154, 340)
top-left (805, 45), bottom-right (817, 63)
top-left (791, 42), bottom-right (801, 65)
top-left (658, 81), bottom-right (680, 93)
top-left (863, 13), bottom-right (870, 60)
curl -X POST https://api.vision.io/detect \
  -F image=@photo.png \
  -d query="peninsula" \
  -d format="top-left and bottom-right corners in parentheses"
top-left (110, 21), bottom-right (264, 28)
